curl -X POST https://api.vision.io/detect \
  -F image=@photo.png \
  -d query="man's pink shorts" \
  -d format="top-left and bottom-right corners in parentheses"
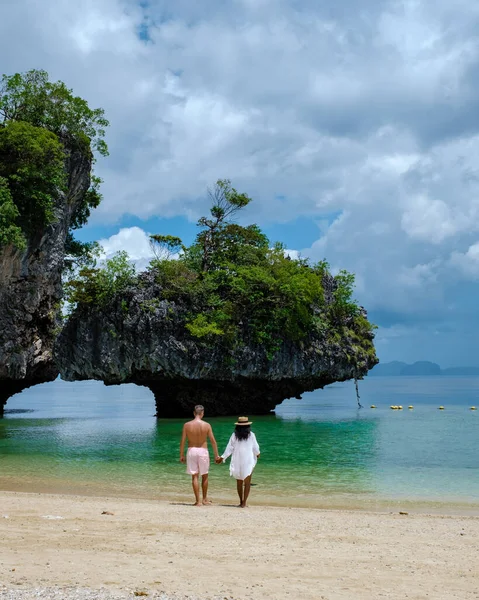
top-left (186, 447), bottom-right (210, 475)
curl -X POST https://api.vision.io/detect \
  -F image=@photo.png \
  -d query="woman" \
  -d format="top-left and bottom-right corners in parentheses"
top-left (218, 416), bottom-right (260, 508)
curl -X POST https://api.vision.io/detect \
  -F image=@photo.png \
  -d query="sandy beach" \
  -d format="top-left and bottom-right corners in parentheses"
top-left (0, 491), bottom-right (478, 600)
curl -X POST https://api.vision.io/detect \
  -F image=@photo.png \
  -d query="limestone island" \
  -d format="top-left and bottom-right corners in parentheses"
top-left (0, 70), bottom-right (378, 417)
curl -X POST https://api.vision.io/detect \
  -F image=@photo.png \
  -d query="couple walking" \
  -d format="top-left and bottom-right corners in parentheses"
top-left (179, 405), bottom-right (260, 507)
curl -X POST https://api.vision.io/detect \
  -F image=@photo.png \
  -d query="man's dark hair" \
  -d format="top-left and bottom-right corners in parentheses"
top-left (194, 405), bottom-right (204, 415)
top-left (234, 425), bottom-right (251, 441)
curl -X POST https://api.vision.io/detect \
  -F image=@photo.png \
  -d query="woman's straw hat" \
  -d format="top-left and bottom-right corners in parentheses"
top-left (235, 416), bottom-right (252, 426)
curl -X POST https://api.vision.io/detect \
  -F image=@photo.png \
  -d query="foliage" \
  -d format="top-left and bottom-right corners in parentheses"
top-left (149, 234), bottom-right (185, 261)
top-left (194, 179), bottom-right (253, 272)
top-left (187, 223), bottom-right (270, 272)
top-left (185, 314), bottom-right (225, 338)
top-left (0, 69), bottom-right (108, 254)
top-left (329, 269), bottom-right (359, 324)
top-left (0, 121), bottom-right (66, 237)
top-left (181, 246), bottom-right (326, 349)
top-left (151, 259), bottom-right (199, 299)
top-left (145, 182), bottom-right (374, 354)
top-left (64, 251), bottom-right (136, 309)
top-left (0, 69), bottom-right (109, 156)
top-left (0, 176), bottom-right (26, 249)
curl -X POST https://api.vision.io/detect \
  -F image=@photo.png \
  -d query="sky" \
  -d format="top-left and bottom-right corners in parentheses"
top-left (1, 0), bottom-right (479, 367)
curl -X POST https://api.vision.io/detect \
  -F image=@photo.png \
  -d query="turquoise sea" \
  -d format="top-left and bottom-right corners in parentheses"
top-left (1, 377), bottom-right (478, 512)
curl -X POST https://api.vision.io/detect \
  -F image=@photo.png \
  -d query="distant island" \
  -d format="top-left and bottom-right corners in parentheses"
top-left (369, 361), bottom-right (479, 377)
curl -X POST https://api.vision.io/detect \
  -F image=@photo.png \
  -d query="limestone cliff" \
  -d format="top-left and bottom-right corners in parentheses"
top-left (0, 140), bottom-right (92, 415)
top-left (57, 270), bottom-right (378, 417)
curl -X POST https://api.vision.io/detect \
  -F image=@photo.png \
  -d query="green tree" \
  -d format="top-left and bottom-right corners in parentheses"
top-left (0, 69), bottom-right (109, 156)
top-left (0, 69), bottom-right (108, 254)
top-left (64, 251), bottom-right (136, 308)
top-left (0, 177), bottom-right (25, 249)
top-left (0, 121), bottom-right (66, 236)
top-left (195, 179), bottom-right (252, 272)
top-left (149, 234), bottom-right (186, 261)
top-left (329, 269), bottom-right (359, 325)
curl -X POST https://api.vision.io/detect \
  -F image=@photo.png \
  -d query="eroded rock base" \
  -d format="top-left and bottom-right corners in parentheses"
top-left (148, 376), bottom-right (338, 418)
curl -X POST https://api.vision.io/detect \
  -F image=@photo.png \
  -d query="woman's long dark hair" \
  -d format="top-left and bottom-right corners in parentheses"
top-left (234, 425), bottom-right (251, 441)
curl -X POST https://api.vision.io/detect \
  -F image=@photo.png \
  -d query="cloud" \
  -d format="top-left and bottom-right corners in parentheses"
top-left (98, 226), bottom-right (154, 271)
top-left (284, 249), bottom-right (300, 260)
top-left (450, 242), bottom-right (479, 279)
top-left (4, 0), bottom-right (479, 223)
top-left (2, 0), bottom-right (479, 364)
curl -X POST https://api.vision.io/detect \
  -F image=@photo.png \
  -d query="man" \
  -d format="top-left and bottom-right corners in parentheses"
top-left (180, 405), bottom-right (220, 506)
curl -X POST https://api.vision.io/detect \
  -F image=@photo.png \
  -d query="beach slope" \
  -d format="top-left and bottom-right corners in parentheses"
top-left (1, 491), bottom-right (478, 600)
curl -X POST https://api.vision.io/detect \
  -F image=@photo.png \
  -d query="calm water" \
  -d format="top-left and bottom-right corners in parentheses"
top-left (1, 377), bottom-right (478, 511)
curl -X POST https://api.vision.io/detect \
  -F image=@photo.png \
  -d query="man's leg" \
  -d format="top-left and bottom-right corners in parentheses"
top-left (242, 475), bottom-right (252, 508)
top-left (191, 474), bottom-right (201, 506)
top-left (236, 479), bottom-right (244, 507)
top-left (201, 474), bottom-right (212, 505)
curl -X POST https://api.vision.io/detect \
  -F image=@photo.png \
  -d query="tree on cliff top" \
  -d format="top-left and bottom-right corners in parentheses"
top-left (0, 69), bottom-right (108, 253)
top-left (0, 69), bottom-right (108, 156)
top-left (196, 179), bottom-right (253, 272)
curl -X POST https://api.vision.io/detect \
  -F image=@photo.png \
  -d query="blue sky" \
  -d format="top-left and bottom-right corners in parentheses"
top-left (2, 0), bottom-right (479, 367)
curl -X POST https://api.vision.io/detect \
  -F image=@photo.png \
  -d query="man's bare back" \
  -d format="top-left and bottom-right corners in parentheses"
top-left (183, 418), bottom-right (212, 448)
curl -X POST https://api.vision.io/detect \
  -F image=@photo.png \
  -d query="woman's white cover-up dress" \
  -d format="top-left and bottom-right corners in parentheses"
top-left (221, 432), bottom-right (260, 480)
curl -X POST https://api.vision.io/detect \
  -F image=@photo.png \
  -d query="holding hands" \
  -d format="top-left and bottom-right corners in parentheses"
top-left (181, 454), bottom-right (222, 464)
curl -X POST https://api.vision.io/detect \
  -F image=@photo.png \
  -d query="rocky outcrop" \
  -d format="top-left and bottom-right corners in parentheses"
top-left (0, 140), bottom-right (92, 415)
top-left (57, 271), bottom-right (378, 417)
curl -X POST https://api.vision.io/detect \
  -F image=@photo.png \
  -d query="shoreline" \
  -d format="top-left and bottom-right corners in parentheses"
top-left (2, 490), bottom-right (479, 600)
top-left (1, 478), bottom-right (479, 516)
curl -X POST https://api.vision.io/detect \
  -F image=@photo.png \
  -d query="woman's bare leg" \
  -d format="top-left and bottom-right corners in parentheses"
top-left (236, 479), bottom-right (244, 507)
top-left (242, 475), bottom-right (252, 507)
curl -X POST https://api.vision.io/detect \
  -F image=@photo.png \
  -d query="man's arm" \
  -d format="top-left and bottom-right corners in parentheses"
top-left (180, 424), bottom-right (187, 463)
top-left (208, 425), bottom-right (220, 461)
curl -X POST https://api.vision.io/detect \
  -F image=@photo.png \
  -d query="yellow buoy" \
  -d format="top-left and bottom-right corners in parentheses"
top-left (470, 406), bottom-right (477, 410)
top-left (438, 406), bottom-right (445, 410)
top-left (408, 405), bottom-right (414, 409)
top-left (390, 405), bottom-right (396, 409)
top-left (370, 405), bottom-right (377, 409)
top-left (398, 405), bottom-right (403, 410)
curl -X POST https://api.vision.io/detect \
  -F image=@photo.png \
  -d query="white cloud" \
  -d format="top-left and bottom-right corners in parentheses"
top-left (397, 262), bottom-right (440, 288)
top-left (98, 227), bottom-right (154, 271)
top-left (284, 249), bottom-right (300, 260)
top-left (99, 227), bottom-right (152, 259)
top-left (401, 196), bottom-right (458, 244)
top-left (450, 242), bottom-right (479, 279)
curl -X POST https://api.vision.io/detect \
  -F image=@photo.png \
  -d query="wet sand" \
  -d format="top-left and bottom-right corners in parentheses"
top-left (1, 490), bottom-right (478, 599)
top-left (2, 473), bottom-right (479, 516)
